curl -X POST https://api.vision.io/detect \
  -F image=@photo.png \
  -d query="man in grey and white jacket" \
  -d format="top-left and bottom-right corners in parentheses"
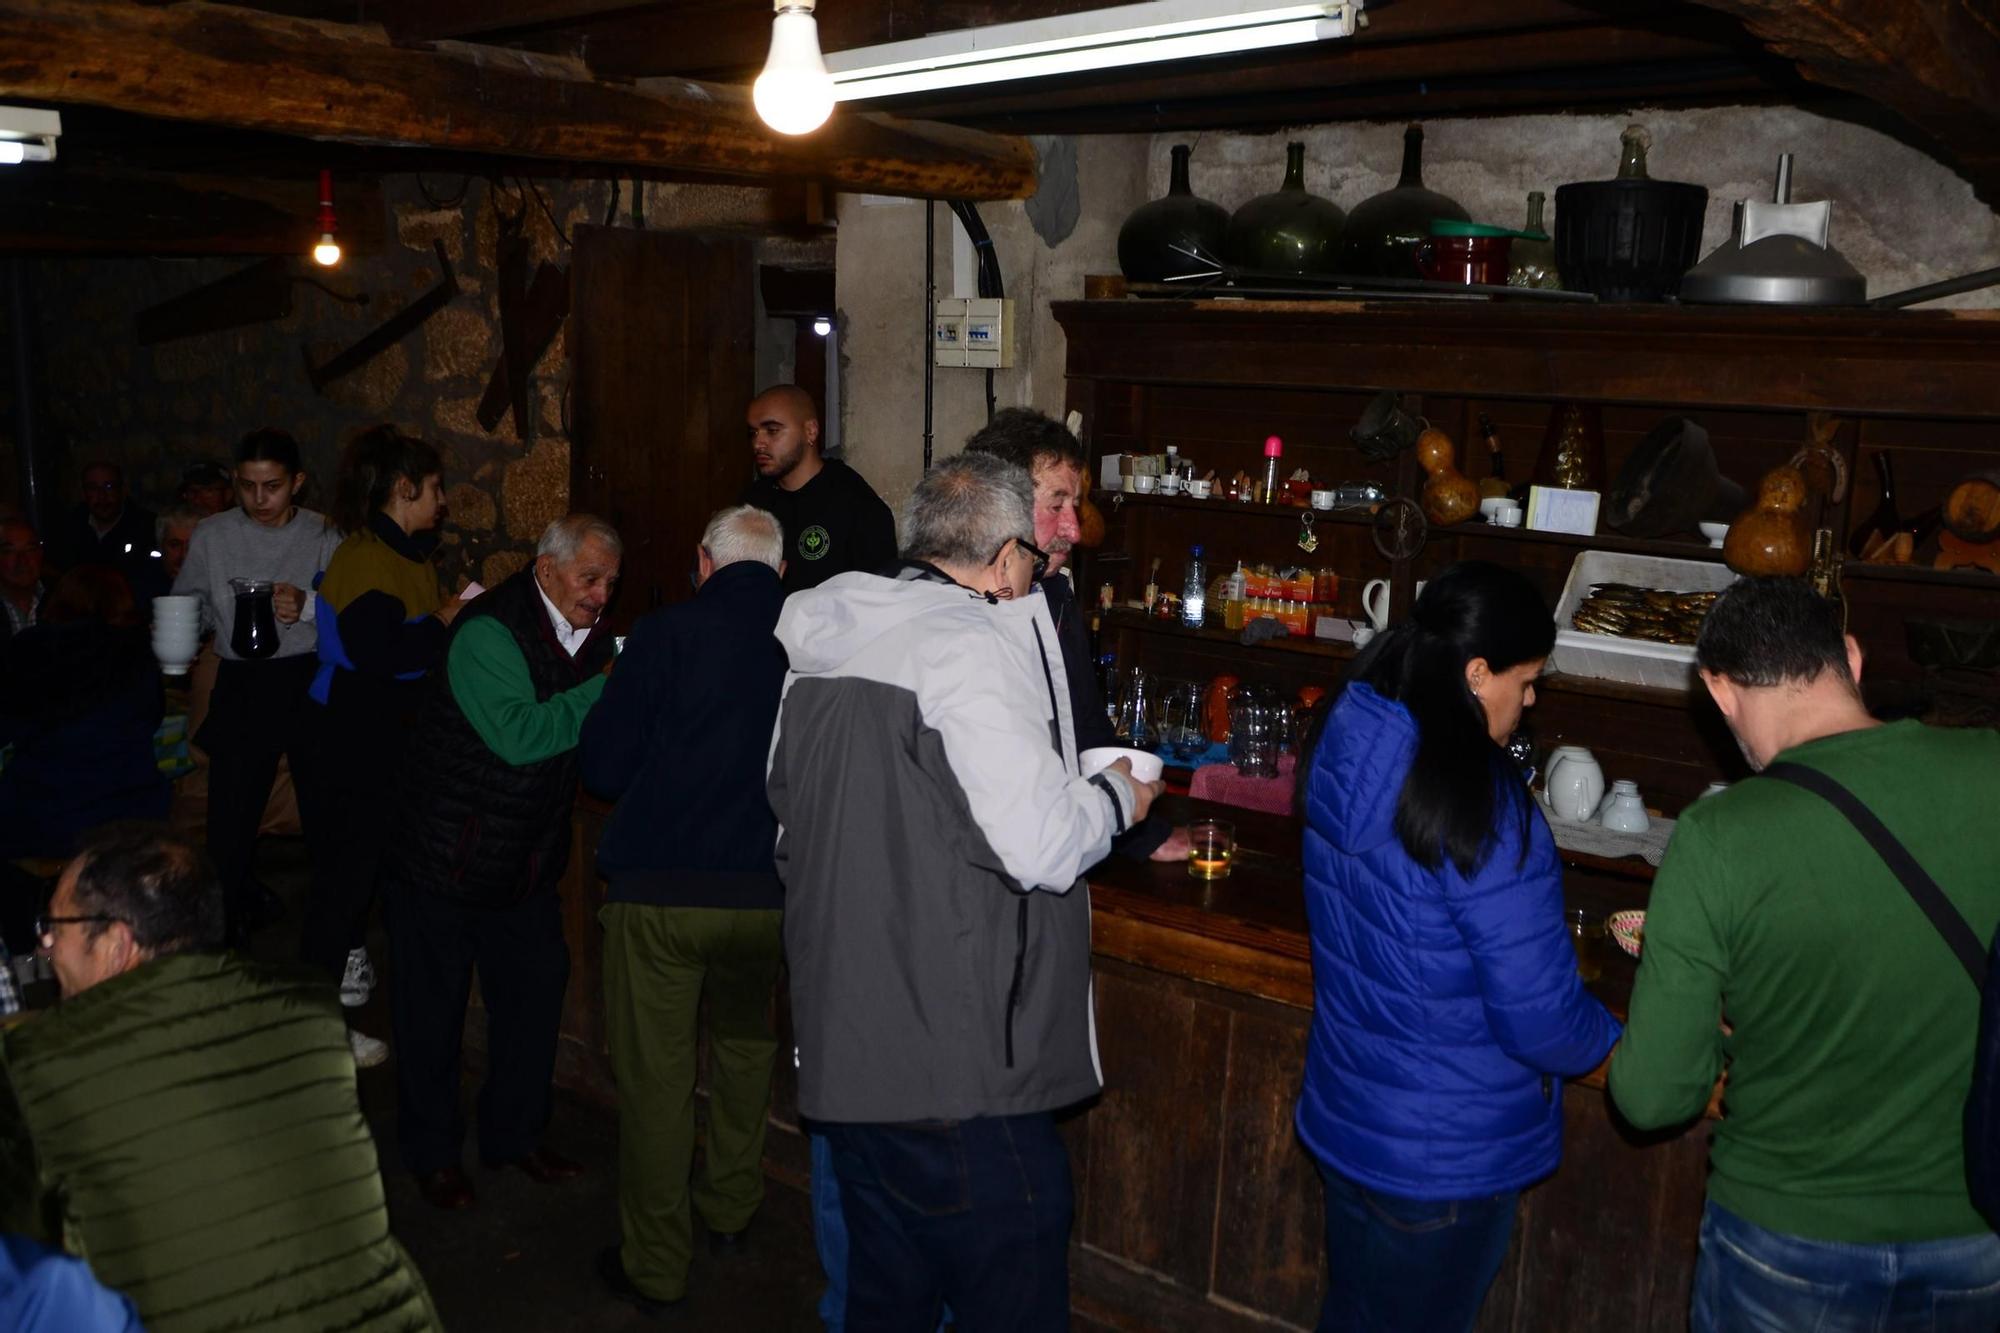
top-left (770, 451), bottom-right (1161, 1331)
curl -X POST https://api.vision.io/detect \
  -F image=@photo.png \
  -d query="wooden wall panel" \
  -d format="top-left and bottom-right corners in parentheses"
top-left (1211, 1005), bottom-right (1324, 1326)
top-left (1081, 966), bottom-right (1233, 1290)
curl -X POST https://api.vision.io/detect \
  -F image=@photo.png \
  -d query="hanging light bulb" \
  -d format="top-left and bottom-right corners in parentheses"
top-left (812, 316), bottom-right (833, 337)
top-left (753, 0), bottom-right (835, 136)
top-left (312, 168), bottom-right (341, 267)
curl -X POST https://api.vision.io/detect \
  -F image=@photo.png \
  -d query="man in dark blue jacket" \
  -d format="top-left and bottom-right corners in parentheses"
top-left (579, 505), bottom-right (789, 1317)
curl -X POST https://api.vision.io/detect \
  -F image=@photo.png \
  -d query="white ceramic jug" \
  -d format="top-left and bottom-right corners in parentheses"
top-left (1360, 578), bottom-right (1428, 632)
top-left (1544, 746), bottom-right (1605, 823)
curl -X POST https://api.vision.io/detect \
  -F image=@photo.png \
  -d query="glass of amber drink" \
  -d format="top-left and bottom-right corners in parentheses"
top-left (1188, 820), bottom-right (1235, 881)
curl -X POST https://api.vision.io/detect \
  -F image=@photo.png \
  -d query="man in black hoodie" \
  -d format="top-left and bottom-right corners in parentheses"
top-left (579, 505), bottom-right (789, 1317)
top-left (742, 385), bottom-right (897, 594)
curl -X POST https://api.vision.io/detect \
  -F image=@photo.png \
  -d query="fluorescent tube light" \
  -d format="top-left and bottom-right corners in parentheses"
top-left (0, 105), bottom-right (60, 165)
top-left (826, 0), bottom-right (1360, 101)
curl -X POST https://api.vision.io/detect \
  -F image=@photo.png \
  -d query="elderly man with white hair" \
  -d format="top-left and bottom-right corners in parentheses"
top-left (579, 504), bottom-right (791, 1315)
top-left (385, 513), bottom-right (622, 1212)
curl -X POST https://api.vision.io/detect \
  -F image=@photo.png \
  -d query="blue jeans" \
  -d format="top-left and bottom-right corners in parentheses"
top-left (821, 1115), bottom-right (1072, 1333)
top-left (1316, 1164), bottom-right (1517, 1333)
top-left (812, 1130), bottom-right (849, 1331)
top-left (1693, 1200), bottom-right (2000, 1333)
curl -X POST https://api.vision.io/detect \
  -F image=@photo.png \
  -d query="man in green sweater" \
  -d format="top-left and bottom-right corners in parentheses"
top-left (386, 514), bottom-right (619, 1211)
top-left (1610, 578), bottom-right (2000, 1332)
top-left (1, 823), bottom-right (438, 1332)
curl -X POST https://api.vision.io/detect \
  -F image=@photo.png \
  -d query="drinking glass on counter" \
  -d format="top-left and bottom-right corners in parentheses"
top-left (1569, 908), bottom-right (1608, 982)
top-left (1188, 819), bottom-right (1235, 881)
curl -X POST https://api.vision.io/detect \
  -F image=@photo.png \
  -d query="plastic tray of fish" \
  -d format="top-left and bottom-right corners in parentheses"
top-left (1551, 551), bottom-right (1736, 690)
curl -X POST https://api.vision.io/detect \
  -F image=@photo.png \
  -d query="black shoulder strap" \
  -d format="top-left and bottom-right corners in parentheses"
top-left (1761, 761), bottom-right (1989, 990)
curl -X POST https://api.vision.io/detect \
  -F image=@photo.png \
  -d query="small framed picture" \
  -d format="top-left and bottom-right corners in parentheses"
top-left (1526, 486), bottom-right (1602, 536)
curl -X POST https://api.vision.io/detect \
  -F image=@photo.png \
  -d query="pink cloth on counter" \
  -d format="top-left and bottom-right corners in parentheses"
top-left (1188, 751), bottom-right (1298, 815)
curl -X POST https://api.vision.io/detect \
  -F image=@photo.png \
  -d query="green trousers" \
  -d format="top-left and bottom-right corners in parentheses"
top-left (601, 902), bottom-right (784, 1302)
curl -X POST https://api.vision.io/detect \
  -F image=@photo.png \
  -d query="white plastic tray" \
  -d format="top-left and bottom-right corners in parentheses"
top-left (1550, 550), bottom-right (1735, 691)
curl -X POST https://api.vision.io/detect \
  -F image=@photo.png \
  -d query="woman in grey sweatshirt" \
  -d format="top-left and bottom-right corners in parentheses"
top-left (172, 428), bottom-right (342, 947)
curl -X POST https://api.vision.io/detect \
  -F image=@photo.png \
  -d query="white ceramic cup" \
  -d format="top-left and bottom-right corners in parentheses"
top-left (1480, 497), bottom-right (1521, 523)
top-left (1350, 625), bottom-right (1376, 649)
top-left (1310, 489), bottom-right (1336, 510)
top-left (1599, 779), bottom-right (1651, 833)
top-left (1159, 473), bottom-right (1183, 495)
top-left (1080, 746), bottom-right (1165, 784)
top-left (1134, 474), bottom-right (1157, 494)
top-left (1494, 507), bottom-right (1524, 528)
top-left (1186, 479), bottom-right (1212, 499)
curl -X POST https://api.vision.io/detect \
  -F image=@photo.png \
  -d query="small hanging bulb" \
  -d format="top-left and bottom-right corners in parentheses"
top-left (813, 316), bottom-right (832, 337)
top-left (312, 168), bottom-right (341, 267)
top-left (753, 0), bottom-right (835, 136)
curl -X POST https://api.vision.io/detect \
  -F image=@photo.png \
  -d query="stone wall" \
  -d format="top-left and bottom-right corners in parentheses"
top-left (832, 105), bottom-right (2000, 516)
top-left (8, 175), bottom-right (815, 591)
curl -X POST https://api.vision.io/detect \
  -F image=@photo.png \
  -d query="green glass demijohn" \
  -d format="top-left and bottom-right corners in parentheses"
top-left (1332, 123), bottom-right (1469, 279)
top-left (1118, 143), bottom-right (1229, 283)
top-left (1225, 142), bottom-right (1346, 276)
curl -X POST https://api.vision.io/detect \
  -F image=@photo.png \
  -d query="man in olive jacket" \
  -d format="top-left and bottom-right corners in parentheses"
top-left (0, 823), bottom-right (438, 1333)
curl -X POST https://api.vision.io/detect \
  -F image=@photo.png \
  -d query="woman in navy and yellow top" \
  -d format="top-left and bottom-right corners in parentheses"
top-left (303, 425), bottom-right (462, 1066)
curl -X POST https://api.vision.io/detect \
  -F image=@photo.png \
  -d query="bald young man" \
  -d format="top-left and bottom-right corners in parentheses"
top-left (741, 385), bottom-right (897, 595)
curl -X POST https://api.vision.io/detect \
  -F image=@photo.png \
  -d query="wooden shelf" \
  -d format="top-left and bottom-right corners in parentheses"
top-left (1101, 607), bottom-right (1356, 662)
top-left (1093, 489), bottom-right (1376, 527)
top-left (1446, 521), bottom-right (1727, 565)
top-left (1843, 561), bottom-right (2000, 590)
top-left (1537, 671), bottom-right (1695, 709)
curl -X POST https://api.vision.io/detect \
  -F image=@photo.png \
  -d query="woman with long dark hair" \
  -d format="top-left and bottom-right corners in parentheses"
top-left (172, 427), bottom-right (342, 950)
top-left (1298, 561), bottom-right (1620, 1332)
top-left (303, 424), bottom-right (463, 1067)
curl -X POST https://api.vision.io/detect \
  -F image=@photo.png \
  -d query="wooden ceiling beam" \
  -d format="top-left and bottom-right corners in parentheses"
top-left (872, 21), bottom-right (1762, 120)
top-left (0, 0), bottom-right (1037, 200)
top-left (570, 0), bottom-right (1624, 80)
top-left (380, 0), bottom-right (663, 44)
top-left (0, 169), bottom-right (388, 255)
top-left (1685, 0), bottom-right (2000, 204)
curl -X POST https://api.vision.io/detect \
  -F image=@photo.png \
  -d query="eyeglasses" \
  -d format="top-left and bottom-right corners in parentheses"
top-left (990, 536), bottom-right (1048, 584)
top-left (36, 912), bottom-right (120, 939)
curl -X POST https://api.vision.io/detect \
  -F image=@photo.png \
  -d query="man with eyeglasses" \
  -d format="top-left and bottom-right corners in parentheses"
top-left (769, 451), bottom-right (1164, 1329)
top-left (0, 823), bottom-right (440, 1331)
top-left (49, 462), bottom-right (156, 582)
top-left (0, 516), bottom-right (45, 640)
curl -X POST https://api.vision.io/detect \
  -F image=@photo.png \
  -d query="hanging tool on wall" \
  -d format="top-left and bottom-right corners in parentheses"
top-left (301, 240), bottom-right (457, 393)
top-left (137, 256), bottom-right (367, 345)
top-left (478, 259), bottom-right (569, 437)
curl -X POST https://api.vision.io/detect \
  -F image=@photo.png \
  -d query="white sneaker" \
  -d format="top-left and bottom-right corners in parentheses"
top-left (348, 1029), bottom-right (389, 1068)
top-left (339, 948), bottom-right (375, 1008)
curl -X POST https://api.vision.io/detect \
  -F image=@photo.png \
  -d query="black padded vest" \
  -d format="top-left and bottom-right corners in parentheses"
top-left (389, 569), bottom-right (613, 906)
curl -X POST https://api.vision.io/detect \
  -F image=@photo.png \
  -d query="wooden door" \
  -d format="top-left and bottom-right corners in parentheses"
top-left (571, 225), bottom-right (754, 632)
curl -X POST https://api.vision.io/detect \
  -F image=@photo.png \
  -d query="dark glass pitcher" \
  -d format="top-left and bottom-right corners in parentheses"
top-left (230, 577), bottom-right (280, 659)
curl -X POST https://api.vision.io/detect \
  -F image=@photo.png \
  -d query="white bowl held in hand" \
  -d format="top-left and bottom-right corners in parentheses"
top-left (1080, 746), bottom-right (1165, 784)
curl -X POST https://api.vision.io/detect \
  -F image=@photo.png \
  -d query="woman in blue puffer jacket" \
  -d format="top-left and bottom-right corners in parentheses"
top-left (1298, 561), bottom-right (1620, 1333)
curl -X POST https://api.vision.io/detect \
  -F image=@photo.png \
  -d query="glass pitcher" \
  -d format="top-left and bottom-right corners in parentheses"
top-left (1159, 680), bottom-right (1208, 763)
top-left (229, 577), bottom-right (280, 659)
top-left (1232, 688), bottom-right (1280, 778)
top-left (1113, 667), bottom-right (1154, 749)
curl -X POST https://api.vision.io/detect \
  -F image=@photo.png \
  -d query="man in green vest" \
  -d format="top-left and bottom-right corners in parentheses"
top-left (0, 823), bottom-right (440, 1333)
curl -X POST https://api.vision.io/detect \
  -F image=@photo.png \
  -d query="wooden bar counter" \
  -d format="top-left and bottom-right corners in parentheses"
top-left (550, 791), bottom-right (1709, 1332)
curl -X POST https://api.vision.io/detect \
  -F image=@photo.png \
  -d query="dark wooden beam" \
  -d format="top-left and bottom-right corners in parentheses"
top-left (0, 0), bottom-right (1038, 200)
top-left (876, 21), bottom-right (1766, 121)
top-left (1685, 0), bottom-right (2000, 204)
top-left (572, 0), bottom-right (1629, 80)
top-left (0, 168), bottom-right (388, 256)
top-left (381, 0), bottom-right (661, 44)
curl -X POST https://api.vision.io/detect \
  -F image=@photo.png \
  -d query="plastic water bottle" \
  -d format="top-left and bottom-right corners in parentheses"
top-left (1182, 545), bottom-right (1207, 628)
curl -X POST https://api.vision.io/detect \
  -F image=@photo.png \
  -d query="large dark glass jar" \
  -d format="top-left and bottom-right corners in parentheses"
top-left (1333, 124), bottom-right (1468, 279)
top-left (1225, 142), bottom-right (1345, 276)
top-left (1118, 143), bottom-right (1229, 283)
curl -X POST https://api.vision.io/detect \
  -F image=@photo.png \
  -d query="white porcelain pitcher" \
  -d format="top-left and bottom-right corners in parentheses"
top-left (1544, 746), bottom-right (1605, 823)
top-left (1360, 578), bottom-right (1428, 632)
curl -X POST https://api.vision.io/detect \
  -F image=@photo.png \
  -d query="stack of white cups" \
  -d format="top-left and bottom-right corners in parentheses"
top-left (151, 595), bottom-right (202, 675)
